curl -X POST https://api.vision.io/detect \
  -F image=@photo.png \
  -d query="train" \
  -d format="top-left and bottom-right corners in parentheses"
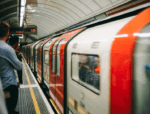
top-left (21, 7), bottom-right (150, 114)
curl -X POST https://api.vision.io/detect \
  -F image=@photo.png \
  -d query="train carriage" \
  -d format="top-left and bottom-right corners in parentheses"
top-left (37, 37), bottom-right (52, 83)
top-left (43, 37), bottom-right (58, 94)
top-left (30, 40), bottom-right (41, 71)
top-left (28, 43), bottom-right (34, 67)
top-left (33, 39), bottom-right (46, 76)
top-left (66, 7), bottom-right (150, 114)
top-left (49, 28), bottom-right (84, 114)
top-left (34, 41), bottom-right (44, 77)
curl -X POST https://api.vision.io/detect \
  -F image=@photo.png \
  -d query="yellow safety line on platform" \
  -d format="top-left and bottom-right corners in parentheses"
top-left (37, 77), bottom-right (41, 83)
top-left (50, 99), bottom-right (61, 114)
top-left (22, 59), bottom-right (41, 114)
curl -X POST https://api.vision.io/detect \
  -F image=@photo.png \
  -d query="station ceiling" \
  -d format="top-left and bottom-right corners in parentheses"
top-left (0, 0), bottom-right (149, 42)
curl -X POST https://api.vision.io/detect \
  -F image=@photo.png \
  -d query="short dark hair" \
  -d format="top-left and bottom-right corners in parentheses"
top-left (0, 21), bottom-right (10, 38)
top-left (9, 36), bottom-right (19, 46)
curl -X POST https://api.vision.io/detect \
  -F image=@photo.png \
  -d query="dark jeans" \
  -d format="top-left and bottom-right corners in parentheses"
top-left (4, 85), bottom-right (18, 114)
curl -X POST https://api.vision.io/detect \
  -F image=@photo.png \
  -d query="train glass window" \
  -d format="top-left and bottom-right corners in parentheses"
top-left (52, 40), bottom-right (60, 73)
top-left (44, 50), bottom-right (49, 65)
top-left (44, 50), bottom-right (49, 84)
top-left (38, 44), bottom-right (42, 62)
top-left (72, 54), bottom-right (100, 92)
top-left (56, 39), bottom-right (65, 76)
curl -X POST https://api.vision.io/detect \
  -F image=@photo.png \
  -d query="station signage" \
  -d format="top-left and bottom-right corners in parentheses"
top-left (10, 25), bottom-right (37, 35)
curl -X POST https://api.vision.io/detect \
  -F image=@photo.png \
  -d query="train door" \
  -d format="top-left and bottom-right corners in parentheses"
top-left (30, 42), bottom-right (37, 70)
top-left (43, 49), bottom-right (50, 90)
top-left (25, 46), bottom-right (27, 60)
top-left (26, 45), bottom-right (29, 61)
top-left (27, 45), bottom-right (30, 64)
top-left (35, 43), bottom-right (41, 76)
top-left (40, 38), bottom-right (52, 83)
top-left (30, 43), bottom-right (35, 68)
top-left (70, 53), bottom-right (100, 114)
top-left (43, 38), bottom-right (55, 96)
top-left (133, 23), bottom-right (150, 114)
top-left (37, 43), bottom-right (43, 81)
top-left (30, 44), bottom-right (34, 69)
top-left (50, 39), bottom-right (62, 105)
top-left (29, 43), bottom-right (34, 67)
top-left (33, 40), bottom-right (43, 75)
top-left (55, 39), bottom-right (65, 113)
top-left (25, 46), bottom-right (27, 61)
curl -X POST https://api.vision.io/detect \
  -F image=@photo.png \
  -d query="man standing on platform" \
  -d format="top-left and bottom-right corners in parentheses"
top-left (9, 36), bottom-right (23, 84)
top-left (0, 21), bottom-right (22, 114)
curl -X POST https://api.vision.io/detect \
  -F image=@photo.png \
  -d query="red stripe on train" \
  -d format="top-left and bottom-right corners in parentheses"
top-left (110, 7), bottom-right (150, 114)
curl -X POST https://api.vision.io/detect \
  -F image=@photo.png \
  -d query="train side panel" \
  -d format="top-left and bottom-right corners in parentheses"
top-left (57, 28), bottom-right (84, 114)
top-left (67, 16), bottom-right (133, 114)
top-left (111, 7), bottom-right (150, 114)
top-left (37, 38), bottom-right (52, 82)
top-left (43, 38), bottom-right (56, 90)
top-left (30, 40), bottom-right (41, 71)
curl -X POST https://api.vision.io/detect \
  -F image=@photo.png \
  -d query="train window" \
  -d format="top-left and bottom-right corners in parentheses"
top-left (31, 47), bottom-right (33, 62)
top-left (56, 39), bottom-right (65, 76)
top-left (37, 44), bottom-right (42, 62)
top-left (44, 50), bottom-right (49, 65)
top-left (72, 53), bottom-right (100, 92)
top-left (52, 40), bottom-right (60, 73)
top-left (44, 50), bottom-right (49, 84)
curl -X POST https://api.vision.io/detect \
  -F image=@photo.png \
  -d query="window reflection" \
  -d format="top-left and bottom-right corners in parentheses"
top-left (38, 44), bottom-right (42, 62)
top-left (52, 40), bottom-right (59, 73)
top-left (56, 39), bottom-right (65, 76)
top-left (44, 50), bottom-right (49, 65)
top-left (72, 54), bottom-right (100, 90)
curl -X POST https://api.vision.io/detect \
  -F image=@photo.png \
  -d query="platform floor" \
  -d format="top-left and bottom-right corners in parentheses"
top-left (14, 58), bottom-right (54, 114)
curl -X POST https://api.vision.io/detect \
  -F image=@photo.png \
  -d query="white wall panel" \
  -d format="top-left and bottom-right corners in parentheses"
top-left (94, 0), bottom-right (112, 8)
top-left (45, 1), bottom-right (80, 20)
top-left (27, 13), bottom-right (64, 27)
top-left (53, 0), bottom-right (86, 17)
top-left (66, 0), bottom-right (92, 15)
top-left (79, 0), bottom-right (100, 12)
top-left (111, 0), bottom-right (118, 3)
top-left (45, 3), bottom-right (75, 22)
top-left (26, 8), bottom-right (69, 24)
top-left (40, 9), bottom-right (69, 24)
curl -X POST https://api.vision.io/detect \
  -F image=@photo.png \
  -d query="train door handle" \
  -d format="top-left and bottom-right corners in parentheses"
top-left (81, 93), bottom-right (84, 99)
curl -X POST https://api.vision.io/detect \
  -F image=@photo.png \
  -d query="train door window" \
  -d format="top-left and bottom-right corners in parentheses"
top-left (30, 46), bottom-right (33, 61)
top-left (71, 53), bottom-right (100, 93)
top-left (44, 50), bottom-right (49, 83)
top-left (35, 46), bottom-right (37, 62)
top-left (56, 39), bottom-right (65, 76)
top-left (44, 50), bottom-right (49, 65)
top-left (38, 44), bottom-right (42, 62)
top-left (52, 40), bottom-right (60, 73)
